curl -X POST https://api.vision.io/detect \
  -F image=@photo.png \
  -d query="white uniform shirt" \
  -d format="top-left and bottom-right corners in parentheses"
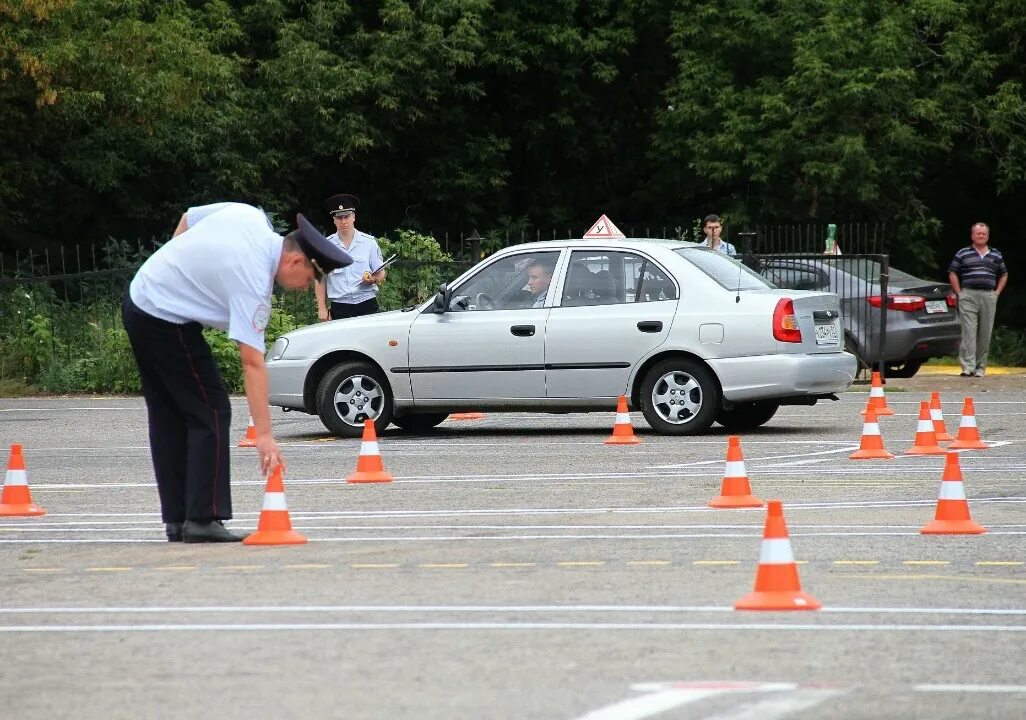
top-left (129, 203), bottom-right (283, 351)
top-left (323, 230), bottom-right (383, 304)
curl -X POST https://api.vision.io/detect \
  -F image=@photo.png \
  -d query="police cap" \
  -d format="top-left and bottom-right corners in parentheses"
top-left (323, 193), bottom-right (360, 217)
top-left (294, 213), bottom-right (353, 276)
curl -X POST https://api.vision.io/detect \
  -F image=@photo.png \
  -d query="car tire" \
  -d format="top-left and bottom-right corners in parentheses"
top-left (886, 360), bottom-right (924, 378)
top-left (391, 412), bottom-right (449, 434)
top-left (316, 361), bottom-right (393, 438)
top-left (639, 357), bottom-right (720, 435)
top-left (716, 401), bottom-right (780, 431)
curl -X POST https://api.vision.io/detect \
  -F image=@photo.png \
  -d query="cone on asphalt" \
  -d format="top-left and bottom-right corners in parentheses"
top-left (860, 371), bottom-right (895, 417)
top-left (734, 500), bottom-right (821, 611)
top-left (450, 412), bottom-right (485, 421)
top-left (904, 401), bottom-right (946, 455)
top-left (604, 395), bottom-right (641, 445)
top-left (709, 436), bottom-right (763, 508)
top-left (850, 405), bottom-right (895, 460)
top-left (0, 444), bottom-right (46, 517)
top-left (243, 465), bottom-right (307, 545)
top-left (920, 452), bottom-right (986, 535)
top-left (346, 419), bottom-right (395, 483)
top-left (929, 392), bottom-right (954, 443)
top-left (238, 416), bottom-right (258, 447)
top-left (948, 397), bottom-right (989, 450)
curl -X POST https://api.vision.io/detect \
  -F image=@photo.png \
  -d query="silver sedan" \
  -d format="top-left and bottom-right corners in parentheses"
top-left (267, 239), bottom-right (857, 436)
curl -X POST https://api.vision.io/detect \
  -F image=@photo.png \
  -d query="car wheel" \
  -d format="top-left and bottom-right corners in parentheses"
top-left (886, 360), bottom-right (924, 378)
top-left (316, 361), bottom-right (393, 438)
top-left (391, 412), bottom-right (449, 434)
top-left (716, 401), bottom-right (780, 431)
top-left (639, 358), bottom-right (720, 435)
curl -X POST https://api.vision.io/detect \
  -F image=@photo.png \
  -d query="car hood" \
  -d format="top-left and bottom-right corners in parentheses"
top-left (277, 308), bottom-right (418, 345)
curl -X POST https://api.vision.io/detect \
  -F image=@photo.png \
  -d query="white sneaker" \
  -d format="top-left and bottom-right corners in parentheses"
top-left (973, 370), bottom-right (985, 377)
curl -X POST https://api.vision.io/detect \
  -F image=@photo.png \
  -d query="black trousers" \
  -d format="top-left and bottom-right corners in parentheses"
top-left (122, 295), bottom-right (232, 524)
top-left (330, 297), bottom-right (378, 319)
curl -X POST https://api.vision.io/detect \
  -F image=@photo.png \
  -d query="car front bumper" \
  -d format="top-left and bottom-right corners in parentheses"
top-left (267, 359), bottom-right (313, 410)
top-left (710, 352), bottom-right (857, 402)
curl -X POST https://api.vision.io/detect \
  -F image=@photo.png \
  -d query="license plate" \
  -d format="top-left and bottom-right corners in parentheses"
top-left (925, 300), bottom-right (948, 314)
top-left (815, 323), bottom-right (839, 345)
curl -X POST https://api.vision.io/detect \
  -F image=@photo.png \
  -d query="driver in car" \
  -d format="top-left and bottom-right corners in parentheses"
top-left (527, 259), bottom-right (554, 308)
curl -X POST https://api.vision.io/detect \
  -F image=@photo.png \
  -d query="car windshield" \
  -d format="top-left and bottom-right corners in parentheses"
top-left (674, 247), bottom-right (771, 290)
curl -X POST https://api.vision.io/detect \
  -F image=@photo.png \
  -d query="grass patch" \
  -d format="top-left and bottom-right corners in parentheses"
top-left (0, 377), bottom-right (38, 398)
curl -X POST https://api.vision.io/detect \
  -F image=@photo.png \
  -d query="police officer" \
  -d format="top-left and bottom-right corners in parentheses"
top-left (123, 203), bottom-right (352, 543)
top-left (314, 193), bottom-right (387, 320)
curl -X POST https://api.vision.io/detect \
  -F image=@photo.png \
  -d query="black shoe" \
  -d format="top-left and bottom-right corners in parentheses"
top-left (182, 520), bottom-right (250, 543)
top-left (165, 522), bottom-right (183, 542)
top-left (959, 372), bottom-right (971, 377)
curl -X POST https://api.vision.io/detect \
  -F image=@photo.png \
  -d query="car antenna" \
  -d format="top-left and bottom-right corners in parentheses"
top-left (734, 231), bottom-right (756, 303)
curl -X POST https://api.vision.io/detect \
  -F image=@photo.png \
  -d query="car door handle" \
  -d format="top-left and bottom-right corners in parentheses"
top-left (510, 325), bottom-right (535, 337)
top-left (637, 321), bottom-right (663, 333)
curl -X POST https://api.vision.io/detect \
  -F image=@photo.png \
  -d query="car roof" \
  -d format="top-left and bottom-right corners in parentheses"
top-left (498, 238), bottom-right (701, 253)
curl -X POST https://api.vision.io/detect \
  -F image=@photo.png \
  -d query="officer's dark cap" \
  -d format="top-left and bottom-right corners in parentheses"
top-left (293, 213), bottom-right (353, 276)
top-left (323, 193), bottom-right (360, 217)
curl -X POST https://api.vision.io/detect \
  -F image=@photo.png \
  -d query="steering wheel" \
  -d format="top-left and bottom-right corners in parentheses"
top-left (474, 292), bottom-right (496, 310)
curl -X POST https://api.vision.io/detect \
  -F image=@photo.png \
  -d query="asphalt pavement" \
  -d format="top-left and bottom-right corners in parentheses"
top-left (1, 381), bottom-right (1024, 719)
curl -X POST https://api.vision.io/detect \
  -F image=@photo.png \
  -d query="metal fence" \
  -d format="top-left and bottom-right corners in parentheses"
top-left (0, 223), bottom-right (889, 382)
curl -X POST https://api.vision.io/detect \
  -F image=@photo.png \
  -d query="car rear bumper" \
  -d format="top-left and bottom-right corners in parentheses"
top-left (710, 352), bottom-right (857, 402)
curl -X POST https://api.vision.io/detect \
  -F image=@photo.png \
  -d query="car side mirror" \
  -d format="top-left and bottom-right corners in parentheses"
top-left (431, 283), bottom-right (450, 313)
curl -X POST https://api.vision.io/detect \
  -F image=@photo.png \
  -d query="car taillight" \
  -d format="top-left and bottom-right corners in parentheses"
top-left (773, 298), bottom-right (802, 343)
top-left (946, 293), bottom-right (957, 308)
top-left (866, 294), bottom-right (927, 312)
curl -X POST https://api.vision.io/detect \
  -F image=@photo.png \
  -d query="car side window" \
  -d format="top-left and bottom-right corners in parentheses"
top-left (632, 258), bottom-right (677, 303)
top-left (449, 251), bottom-right (560, 311)
top-left (563, 251), bottom-right (626, 307)
top-left (764, 265), bottom-right (828, 291)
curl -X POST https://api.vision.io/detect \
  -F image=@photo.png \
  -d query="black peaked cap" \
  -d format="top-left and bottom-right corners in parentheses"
top-left (295, 213), bottom-right (352, 274)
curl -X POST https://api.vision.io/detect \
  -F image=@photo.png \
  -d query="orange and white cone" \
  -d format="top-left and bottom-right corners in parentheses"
top-left (238, 416), bottom-right (258, 447)
top-left (904, 401), bottom-right (946, 455)
top-left (920, 452), bottom-right (986, 535)
top-left (948, 397), bottom-right (989, 450)
top-left (929, 392), bottom-right (954, 443)
top-left (450, 412), bottom-right (485, 421)
top-left (346, 419), bottom-right (395, 483)
top-left (860, 371), bottom-right (895, 417)
top-left (604, 395), bottom-right (641, 445)
top-left (735, 500), bottom-right (821, 611)
top-left (850, 405), bottom-right (894, 459)
top-left (243, 465), bottom-right (307, 545)
top-left (0, 444), bottom-right (46, 517)
top-left (709, 436), bottom-right (763, 508)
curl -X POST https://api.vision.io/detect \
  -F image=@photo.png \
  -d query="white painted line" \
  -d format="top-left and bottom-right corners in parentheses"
top-left (1, 622), bottom-right (1025, 633)
top-left (762, 459), bottom-right (831, 467)
top-left (915, 684), bottom-right (1026, 693)
top-left (2, 604), bottom-right (1024, 616)
top-left (700, 689), bottom-right (843, 720)
top-left (570, 687), bottom-right (726, 720)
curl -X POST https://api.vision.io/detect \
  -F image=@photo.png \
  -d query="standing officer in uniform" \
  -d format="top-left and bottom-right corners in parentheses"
top-left (948, 221), bottom-right (1008, 377)
top-left (123, 203), bottom-right (352, 542)
top-left (314, 193), bottom-right (388, 320)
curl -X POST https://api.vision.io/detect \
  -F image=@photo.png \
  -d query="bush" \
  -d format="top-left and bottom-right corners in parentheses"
top-left (989, 326), bottom-right (1026, 367)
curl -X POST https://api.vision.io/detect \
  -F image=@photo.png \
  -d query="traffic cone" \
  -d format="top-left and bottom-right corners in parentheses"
top-left (734, 500), bottom-right (821, 611)
top-left (604, 395), bottom-right (641, 445)
top-left (0, 444), bottom-right (46, 517)
top-left (920, 452), bottom-right (986, 535)
top-left (904, 401), bottom-right (946, 455)
top-left (929, 392), bottom-right (954, 443)
top-left (450, 411), bottom-right (485, 420)
top-left (849, 405), bottom-right (894, 459)
top-left (243, 465), bottom-right (307, 545)
top-left (948, 397), bottom-right (989, 450)
top-left (860, 371), bottom-right (895, 417)
top-left (709, 436), bottom-right (763, 508)
top-left (346, 419), bottom-right (395, 483)
top-left (238, 416), bottom-right (258, 447)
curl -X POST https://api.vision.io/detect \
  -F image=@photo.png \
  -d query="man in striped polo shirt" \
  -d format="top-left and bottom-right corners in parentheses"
top-left (947, 222), bottom-right (1008, 377)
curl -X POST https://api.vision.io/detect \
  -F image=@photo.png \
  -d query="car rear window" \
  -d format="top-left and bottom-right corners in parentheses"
top-left (674, 247), bottom-right (772, 290)
top-left (814, 257), bottom-right (917, 283)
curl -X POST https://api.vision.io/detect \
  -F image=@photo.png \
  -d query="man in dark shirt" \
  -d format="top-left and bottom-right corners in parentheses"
top-left (947, 222), bottom-right (1008, 377)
